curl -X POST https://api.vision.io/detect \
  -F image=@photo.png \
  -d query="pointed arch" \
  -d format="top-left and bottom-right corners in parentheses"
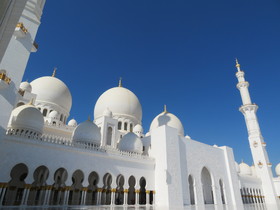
top-left (86, 171), bottom-right (99, 205)
top-left (128, 176), bottom-right (136, 205)
top-left (115, 174), bottom-right (124, 205)
top-left (201, 167), bottom-right (214, 204)
top-left (188, 174), bottom-right (195, 205)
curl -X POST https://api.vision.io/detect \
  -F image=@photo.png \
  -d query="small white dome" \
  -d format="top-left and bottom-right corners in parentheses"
top-left (68, 118), bottom-right (77, 127)
top-left (103, 108), bottom-right (113, 118)
top-left (150, 111), bottom-right (184, 136)
top-left (8, 104), bottom-right (44, 134)
top-left (239, 162), bottom-right (252, 175)
top-left (275, 163), bottom-right (280, 176)
top-left (30, 76), bottom-right (72, 112)
top-left (133, 124), bottom-right (143, 133)
top-left (235, 162), bottom-right (240, 173)
top-left (119, 132), bottom-right (143, 154)
top-left (19, 81), bottom-right (32, 92)
top-left (94, 86), bottom-right (142, 124)
top-left (185, 135), bottom-right (191, 139)
top-left (49, 110), bottom-right (59, 119)
top-left (72, 120), bottom-right (101, 144)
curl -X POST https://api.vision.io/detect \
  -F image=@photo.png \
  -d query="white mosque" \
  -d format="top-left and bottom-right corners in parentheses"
top-left (0, 1), bottom-right (279, 209)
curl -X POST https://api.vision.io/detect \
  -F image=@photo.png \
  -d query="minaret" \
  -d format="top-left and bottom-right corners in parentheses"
top-left (235, 59), bottom-right (280, 206)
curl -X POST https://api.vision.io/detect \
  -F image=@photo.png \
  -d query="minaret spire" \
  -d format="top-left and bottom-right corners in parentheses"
top-left (52, 67), bottom-right (57, 77)
top-left (163, 104), bottom-right (167, 113)
top-left (235, 60), bottom-right (280, 206)
top-left (118, 77), bottom-right (122, 87)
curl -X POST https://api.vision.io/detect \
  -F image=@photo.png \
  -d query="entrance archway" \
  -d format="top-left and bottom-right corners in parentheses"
top-left (201, 167), bottom-right (214, 204)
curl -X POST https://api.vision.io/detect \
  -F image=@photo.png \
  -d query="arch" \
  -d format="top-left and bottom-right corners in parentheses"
top-left (68, 170), bottom-right (84, 205)
top-left (86, 171), bottom-right (99, 205)
top-left (188, 175), bottom-right (195, 205)
top-left (42, 109), bottom-right (47, 117)
top-left (115, 174), bottom-right (124, 205)
top-left (101, 173), bottom-right (112, 205)
top-left (27, 165), bottom-right (49, 205)
top-left (16, 102), bottom-right (25, 107)
top-left (124, 122), bottom-right (128, 131)
top-left (106, 127), bottom-right (113, 146)
top-left (139, 177), bottom-right (146, 205)
top-left (201, 167), bottom-right (214, 204)
top-left (118, 121), bottom-right (122, 130)
top-left (49, 168), bottom-right (68, 205)
top-left (128, 176), bottom-right (136, 205)
top-left (2, 163), bottom-right (28, 206)
top-left (219, 179), bottom-right (226, 204)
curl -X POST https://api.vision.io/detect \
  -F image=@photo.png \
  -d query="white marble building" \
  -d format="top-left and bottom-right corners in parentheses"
top-left (0, 1), bottom-right (279, 209)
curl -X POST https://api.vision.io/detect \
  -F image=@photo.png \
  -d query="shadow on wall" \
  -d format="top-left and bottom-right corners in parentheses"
top-left (157, 114), bottom-right (171, 127)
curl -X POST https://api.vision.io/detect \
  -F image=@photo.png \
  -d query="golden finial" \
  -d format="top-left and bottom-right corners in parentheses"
top-left (118, 77), bottom-right (122, 87)
top-left (235, 58), bottom-right (241, 71)
top-left (87, 115), bottom-right (91, 121)
top-left (28, 98), bottom-right (34, 105)
top-left (163, 104), bottom-right (167, 113)
top-left (52, 67), bottom-right (57, 77)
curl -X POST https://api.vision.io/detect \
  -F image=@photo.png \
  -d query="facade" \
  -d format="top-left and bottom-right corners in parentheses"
top-left (0, 1), bottom-right (280, 209)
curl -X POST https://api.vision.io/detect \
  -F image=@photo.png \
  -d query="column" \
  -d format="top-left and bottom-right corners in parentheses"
top-left (123, 189), bottom-right (128, 205)
top-left (21, 186), bottom-right (31, 206)
top-left (110, 189), bottom-right (115, 205)
top-left (97, 189), bottom-right (102, 205)
top-left (152, 191), bottom-right (155, 205)
top-left (146, 190), bottom-right (149, 205)
top-left (0, 186), bottom-right (7, 205)
top-left (63, 189), bottom-right (68, 205)
top-left (43, 188), bottom-right (51, 205)
top-left (135, 190), bottom-right (139, 205)
top-left (65, 187), bottom-right (70, 205)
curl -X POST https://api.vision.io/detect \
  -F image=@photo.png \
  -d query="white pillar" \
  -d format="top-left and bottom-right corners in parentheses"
top-left (63, 190), bottom-right (68, 205)
top-left (44, 189), bottom-right (51, 205)
top-left (111, 191), bottom-right (115, 205)
top-left (123, 190), bottom-right (128, 205)
top-left (97, 190), bottom-right (101, 205)
top-left (136, 190), bottom-right (139, 205)
top-left (21, 188), bottom-right (30, 205)
top-left (146, 191), bottom-right (149, 205)
top-left (0, 187), bottom-right (6, 205)
top-left (65, 189), bottom-right (70, 205)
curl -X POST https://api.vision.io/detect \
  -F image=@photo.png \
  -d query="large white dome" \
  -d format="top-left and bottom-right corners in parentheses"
top-left (72, 120), bottom-right (101, 145)
top-left (30, 76), bottom-right (72, 112)
top-left (8, 104), bottom-right (44, 135)
top-left (150, 111), bottom-right (184, 136)
top-left (119, 132), bottom-right (143, 154)
top-left (94, 86), bottom-right (142, 124)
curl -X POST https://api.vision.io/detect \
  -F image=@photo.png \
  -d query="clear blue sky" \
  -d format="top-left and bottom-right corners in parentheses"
top-left (24, 1), bottom-right (280, 170)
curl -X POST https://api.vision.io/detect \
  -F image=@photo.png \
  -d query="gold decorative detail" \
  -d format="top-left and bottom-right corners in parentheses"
top-left (0, 72), bottom-right (11, 84)
top-left (87, 115), bottom-right (91, 121)
top-left (28, 98), bottom-right (34, 105)
top-left (146, 190), bottom-right (150, 194)
top-left (235, 58), bottom-right (241, 72)
top-left (262, 142), bottom-right (266, 146)
top-left (163, 104), bottom-right (168, 114)
top-left (111, 188), bottom-right (116, 192)
top-left (97, 188), bottom-right (103, 192)
top-left (16, 22), bottom-right (28, 33)
top-left (52, 67), bottom-right (57, 77)
top-left (153, 190), bottom-right (156, 194)
top-left (118, 77), bottom-right (122, 87)
top-left (124, 189), bottom-right (129, 193)
top-left (257, 161), bottom-right (263, 168)
top-left (82, 187), bottom-right (88, 191)
top-left (267, 162), bottom-right (272, 167)
top-left (253, 141), bottom-right (258, 148)
top-left (135, 189), bottom-right (140, 193)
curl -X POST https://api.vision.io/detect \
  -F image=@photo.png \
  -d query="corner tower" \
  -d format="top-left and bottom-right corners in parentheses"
top-left (235, 60), bottom-right (280, 206)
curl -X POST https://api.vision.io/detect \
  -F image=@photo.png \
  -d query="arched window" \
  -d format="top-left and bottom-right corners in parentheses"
top-left (128, 176), bottom-right (136, 205)
top-left (118, 121), bottom-right (122, 130)
top-left (139, 177), bottom-right (146, 204)
top-left (124, 122), bottom-right (128, 131)
top-left (49, 168), bottom-right (68, 205)
top-left (219, 179), bottom-right (226, 204)
top-left (115, 174), bottom-right (125, 205)
top-left (188, 175), bottom-right (195, 205)
top-left (43, 109), bottom-right (47, 117)
top-left (101, 173), bottom-right (112, 205)
top-left (86, 171), bottom-right (99, 205)
top-left (106, 127), bottom-right (113, 146)
top-left (27, 166), bottom-right (49, 205)
top-left (201, 167), bottom-right (214, 204)
top-left (68, 170), bottom-right (84, 205)
top-left (2, 163), bottom-right (28, 206)
top-left (16, 102), bottom-right (25, 107)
